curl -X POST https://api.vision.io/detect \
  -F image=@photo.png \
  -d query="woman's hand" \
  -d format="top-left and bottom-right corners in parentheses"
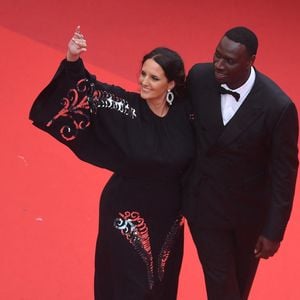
top-left (66, 26), bottom-right (87, 62)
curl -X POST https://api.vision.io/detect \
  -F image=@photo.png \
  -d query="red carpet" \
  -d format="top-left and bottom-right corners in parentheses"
top-left (1, 1), bottom-right (299, 299)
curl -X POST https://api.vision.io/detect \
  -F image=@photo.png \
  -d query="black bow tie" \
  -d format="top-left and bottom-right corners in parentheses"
top-left (219, 86), bottom-right (240, 101)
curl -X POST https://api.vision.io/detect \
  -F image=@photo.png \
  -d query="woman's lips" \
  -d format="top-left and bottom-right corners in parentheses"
top-left (141, 87), bottom-right (151, 93)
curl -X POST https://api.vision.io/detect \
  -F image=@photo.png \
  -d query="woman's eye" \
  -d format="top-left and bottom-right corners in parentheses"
top-left (151, 76), bottom-right (159, 81)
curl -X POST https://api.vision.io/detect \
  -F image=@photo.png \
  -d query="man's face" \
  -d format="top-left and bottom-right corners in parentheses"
top-left (213, 35), bottom-right (255, 89)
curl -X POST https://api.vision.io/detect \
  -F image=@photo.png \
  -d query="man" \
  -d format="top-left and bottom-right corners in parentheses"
top-left (184, 26), bottom-right (299, 299)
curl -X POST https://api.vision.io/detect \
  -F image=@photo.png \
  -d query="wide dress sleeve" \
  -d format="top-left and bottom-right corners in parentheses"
top-left (29, 58), bottom-right (139, 172)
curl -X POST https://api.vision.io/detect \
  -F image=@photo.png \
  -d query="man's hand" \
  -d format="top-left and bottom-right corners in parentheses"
top-left (254, 235), bottom-right (280, 259)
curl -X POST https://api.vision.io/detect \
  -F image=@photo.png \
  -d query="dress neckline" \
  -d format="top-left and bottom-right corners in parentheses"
top-left (143, 100), bottom-right (172, 120)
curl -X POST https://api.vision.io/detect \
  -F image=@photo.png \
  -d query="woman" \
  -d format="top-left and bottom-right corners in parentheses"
top-left (29, 26), bottom-right (194, 299)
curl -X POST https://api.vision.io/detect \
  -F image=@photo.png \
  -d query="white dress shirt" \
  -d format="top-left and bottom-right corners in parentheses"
top-left (221, 67), bottom-right (256, 125)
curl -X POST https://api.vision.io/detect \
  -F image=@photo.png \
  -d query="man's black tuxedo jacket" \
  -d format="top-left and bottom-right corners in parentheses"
top-left (184, 63), bottom-right (299, 241)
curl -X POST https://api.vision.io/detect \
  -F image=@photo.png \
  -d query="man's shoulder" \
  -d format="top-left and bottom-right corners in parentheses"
top-left (255, 70), bottom-right (293, 104)
top-left (189, 62), bottom-right (213, 74)
top-left (187, 63), bottom-right (215, 84)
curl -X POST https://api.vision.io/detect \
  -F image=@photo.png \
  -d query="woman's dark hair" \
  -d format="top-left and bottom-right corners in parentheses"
top-left (142, 47), bottom-right (185, 97)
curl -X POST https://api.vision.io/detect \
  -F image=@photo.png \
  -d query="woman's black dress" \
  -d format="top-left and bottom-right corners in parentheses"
top-left (29, 58), bottom-right (194, 300)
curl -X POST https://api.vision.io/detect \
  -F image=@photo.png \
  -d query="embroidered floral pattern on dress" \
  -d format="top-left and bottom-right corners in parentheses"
top-left (46, 79), bottom-right (137, 141)
top-left (114, 211), bottom-right (154, 290)
top-left (157, 216), bottom-right (184, 282)
top-left (114, 211), bottom-right (184, 290)
top-left (46, 78), bottom-right (91, 141)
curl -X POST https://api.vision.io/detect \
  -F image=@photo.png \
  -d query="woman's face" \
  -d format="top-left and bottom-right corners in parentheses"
top-left (139, 58), bottom-right (174, 103)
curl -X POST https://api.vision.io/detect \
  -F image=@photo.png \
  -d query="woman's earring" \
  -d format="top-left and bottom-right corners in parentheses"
top-left (166, 89), bottom-right (174, 105)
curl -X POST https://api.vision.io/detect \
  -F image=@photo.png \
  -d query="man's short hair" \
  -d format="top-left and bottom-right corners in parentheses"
top-left (225, 26), bottom-right (258, 56)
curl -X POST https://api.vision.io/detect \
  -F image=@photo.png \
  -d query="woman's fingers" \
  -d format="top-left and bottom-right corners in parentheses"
top-left (66, 26), bottom-right (87, 61)
top-left (71, 37), bottom-right (87, 49)
top-left (74, 25), bottom-right (84, 39)
top-left (71, 36), bottom-right (85, 44)
top-left (71, 26), bottom-right (87, 50)
top-left (74, 31), bottom-right (84, 39)
top-left (75, 25), bottom-right (81, 33)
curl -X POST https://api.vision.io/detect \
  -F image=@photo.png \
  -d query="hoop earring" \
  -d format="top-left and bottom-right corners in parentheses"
top-left (166, 89), bottom-right (174, 106)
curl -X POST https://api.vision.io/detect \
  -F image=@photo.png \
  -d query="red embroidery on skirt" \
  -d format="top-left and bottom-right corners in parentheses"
top-left (157, 216), bottom-right (184, 281)
top-left (114, 211), bottom-right (154, 289)
top-left (114, 212), bottom-right (184, 289)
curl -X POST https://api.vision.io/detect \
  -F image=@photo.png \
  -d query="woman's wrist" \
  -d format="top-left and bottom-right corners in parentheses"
top-left (66, 50), bottom-right (80, 62)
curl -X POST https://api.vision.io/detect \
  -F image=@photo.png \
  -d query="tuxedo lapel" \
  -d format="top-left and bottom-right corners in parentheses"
top-left (211, 82), bottom-right (264, 150)
top-left (199, 87), bottom-right (224, 138)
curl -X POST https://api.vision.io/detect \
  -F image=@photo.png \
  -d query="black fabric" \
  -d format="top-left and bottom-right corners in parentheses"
top-left (189, 222), bottom-right (260, 300)
top-left (185, 62), bottom-right (298, 241)
top-left (29, 58), bottom-right (195, 300)
top-left (184, 62), bottom-right (299, 299)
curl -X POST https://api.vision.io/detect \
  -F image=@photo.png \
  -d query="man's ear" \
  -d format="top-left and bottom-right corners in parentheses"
top-left (250, 54), bottom-right (256, 66)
